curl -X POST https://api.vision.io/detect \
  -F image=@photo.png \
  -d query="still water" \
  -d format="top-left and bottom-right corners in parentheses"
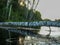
top-left (24, 42), bottom-right (60, 45)
top-left (24, 26), bottom-right (60, 45)
top-left (39, 27), bottom-right (60, 37)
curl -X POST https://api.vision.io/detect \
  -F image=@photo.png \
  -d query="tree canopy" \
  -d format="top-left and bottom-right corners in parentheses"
top-left (0, 0), bottom-right (42, 45)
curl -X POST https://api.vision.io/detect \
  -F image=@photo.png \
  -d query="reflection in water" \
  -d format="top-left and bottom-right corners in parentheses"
top-left (24, 41), bottom-right (60, 45)
top-left (39, 26), bottom-right (60, 37)
top-left (23, 27), bottom-right (60, 45)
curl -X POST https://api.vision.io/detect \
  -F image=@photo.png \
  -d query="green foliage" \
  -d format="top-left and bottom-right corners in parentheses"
top-left (55, 19), bottom-right (60, 21)
top-left (0, 0), bottom-right (42, 45)
top-left (33, 11), bottom-right (42, 21)
top-left (0, 0), bottom-right (7, 21)
top-left (0, 0), bottom-right (42, 22)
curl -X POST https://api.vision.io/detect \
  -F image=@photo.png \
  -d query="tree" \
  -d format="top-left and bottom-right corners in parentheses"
top-left (0, 0), bottom-right (42, 45)
top-left (33, 11), bottom-right (42, 21)
top-left (43, 18), bottom-right (51, 21)
top-left (0, 0), bottom-right (7, 21)
top-left (55, 19), bottom-right (60, 21)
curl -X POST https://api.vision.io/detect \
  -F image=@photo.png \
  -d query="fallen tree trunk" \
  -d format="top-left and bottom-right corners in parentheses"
top-left (0, 21), bottom-right (60, 27)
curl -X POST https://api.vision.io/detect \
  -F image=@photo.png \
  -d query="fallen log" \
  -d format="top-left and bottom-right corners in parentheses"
top-left (0, 21), bottom-right (60, 27)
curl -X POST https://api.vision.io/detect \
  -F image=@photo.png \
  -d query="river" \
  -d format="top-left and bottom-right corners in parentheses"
top-left (39, 26), bottom-right (60, 37)
top-left (24, 41), bottom-right (60, 45)
top-left (24, 26), bottom-right (60, 45)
